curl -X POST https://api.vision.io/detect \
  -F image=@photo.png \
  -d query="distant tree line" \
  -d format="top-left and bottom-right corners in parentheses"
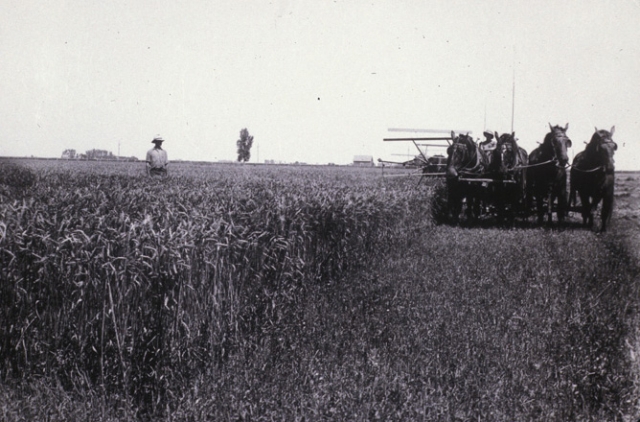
top-left (61, 149), bottom-right (138, 161)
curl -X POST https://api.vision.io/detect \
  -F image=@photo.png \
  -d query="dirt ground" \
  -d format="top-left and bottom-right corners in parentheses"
top-left (615, 171), bottom-right (640, 209)
top-left (614, 173), bottom-right (640, 271)
top-left (612, 172), bottom-right (640, 420)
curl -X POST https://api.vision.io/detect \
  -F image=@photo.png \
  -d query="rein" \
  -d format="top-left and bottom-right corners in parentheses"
top-left (513, 131), bottom-right (571, 171)
top-left (512, 159), bottom-right (557, 170)
top-left (569, 164), bottom-right (604, 173)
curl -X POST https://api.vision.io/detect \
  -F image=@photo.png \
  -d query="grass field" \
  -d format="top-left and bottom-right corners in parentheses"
top-left (1, 158), bottom-right (639, 421)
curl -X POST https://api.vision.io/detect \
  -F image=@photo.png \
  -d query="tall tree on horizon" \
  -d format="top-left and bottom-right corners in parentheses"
top-left (236, 128), bottom-right (254, 162)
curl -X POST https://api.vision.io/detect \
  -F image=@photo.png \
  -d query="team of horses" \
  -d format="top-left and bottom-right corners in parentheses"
top-left (444, 124), bottom-right (618, 231)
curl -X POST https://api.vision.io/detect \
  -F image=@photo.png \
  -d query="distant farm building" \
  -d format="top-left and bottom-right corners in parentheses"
top-left (117, 156), bottom-right (139, 162)
top-left (86, 149), bottom-right (115, 160)
top-left (61, 149), bottom-right (77, 159)
top-left (353, 155), bottom-right (374, 167)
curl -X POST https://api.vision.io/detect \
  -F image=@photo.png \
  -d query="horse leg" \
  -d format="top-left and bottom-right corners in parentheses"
top-left (535, 192), bottom-right (545, 225)
top-left (450, 201), bottom-right (460, 225)
top-left (503, 183), bottom-right (517, 226)
top-left (449, 191), bottom-right (462, 225)
top-left (511, 182), bottom-right (523, 225)
top-left (600, 193), bottom-right (613, 232)
top-left (525, 184), bottom-right (534, 220)
top-left (517, 179), bottom-right (526, 215)
top-left (464, 194), bottom-right (474, 223)
top-left (569, 185), bottom-right (577, 211)
top-left (465, 184), bottom-right (475, 223)
top-left (472, 191), bottom-right (482, 220)
top-left (547, 191), bottom-right (555, 225)
top-left (469, 188), bottom-right (482, 223)
top-left (578, 191), bottom-right (590, 227)
top-left (493, 183), bottom-right (504, 224)
top-left (591, 194), bottom-right (603, 232)
top-left (557, 188), bottom-right (568, 225)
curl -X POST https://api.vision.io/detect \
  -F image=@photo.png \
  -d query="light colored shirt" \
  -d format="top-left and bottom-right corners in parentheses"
top-left (146, 147), bottom-right (168, 169)
top-left (480, 140), bottom-right (497, 152)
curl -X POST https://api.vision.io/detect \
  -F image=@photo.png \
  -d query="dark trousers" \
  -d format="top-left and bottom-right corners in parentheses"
top-left (149, 167), bottom-right (167, 176)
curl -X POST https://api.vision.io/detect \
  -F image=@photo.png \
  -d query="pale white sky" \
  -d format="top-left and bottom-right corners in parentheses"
top-left (1, 1), bottom-right (639, 169)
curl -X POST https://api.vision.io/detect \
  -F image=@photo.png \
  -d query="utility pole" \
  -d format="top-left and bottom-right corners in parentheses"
top-left (511, 46), bottom-right (516, 133)
top-left (484, 97), bottom-right (487, 130)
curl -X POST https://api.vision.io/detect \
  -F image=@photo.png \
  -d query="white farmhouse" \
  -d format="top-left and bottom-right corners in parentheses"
top-left (353, 155), bottom-right (374, 167)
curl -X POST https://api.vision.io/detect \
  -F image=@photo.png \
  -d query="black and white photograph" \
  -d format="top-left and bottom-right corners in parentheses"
top-left (1, 1), bottom-right (640, 420)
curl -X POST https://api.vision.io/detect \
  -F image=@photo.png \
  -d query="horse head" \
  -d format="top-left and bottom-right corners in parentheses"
top-left (588, 126), bottom-right (617, 174)
top-left (543, 123), bottom-right (572, 166)
top-left (495, 132), bottom-right (520, 173)
top-left (446, 132), bottom-right (477, 179)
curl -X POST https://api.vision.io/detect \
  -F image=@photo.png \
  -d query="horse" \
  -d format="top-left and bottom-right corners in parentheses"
top-left (490, 132), bottom-right (529, 221)
top-left (569, 126), bottom-right (617, 232)
top-left (526, 123), bottom-right (573, 225)
top-left (445, 131), bottom-right (491, 224)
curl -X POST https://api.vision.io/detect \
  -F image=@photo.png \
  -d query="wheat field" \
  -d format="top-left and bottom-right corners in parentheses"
top-left (1, 159), bottom-right (639, 421)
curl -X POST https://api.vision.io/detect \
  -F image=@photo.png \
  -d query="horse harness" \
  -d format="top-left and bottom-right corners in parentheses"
top-left (570, 138), bottom-right (617, 175)
top-left (514, 134), bottom-right (571, 171)
top-left (450, 142), bottom-right (485, 175)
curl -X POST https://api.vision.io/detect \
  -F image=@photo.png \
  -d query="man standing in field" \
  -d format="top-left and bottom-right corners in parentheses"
top-left (146, 136), bottom-right (168, 176)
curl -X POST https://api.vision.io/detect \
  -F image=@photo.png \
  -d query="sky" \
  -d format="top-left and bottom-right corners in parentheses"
top-left (1, 0), bottom-right (639, 169)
